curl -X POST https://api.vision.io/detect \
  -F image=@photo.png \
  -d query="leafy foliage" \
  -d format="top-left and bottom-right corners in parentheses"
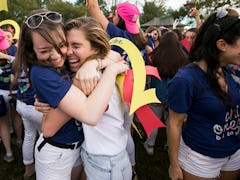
top-left (76, 0), bottom-right (110, 17)
top-left (0, 0), bottom-right (87, 25)
top-left (167, 0), bottom-right (240, 25)
top-left (46, 1), bottom-right (87, 22)
top-left (0, 0), bottom-right (39, 25)
top-left (141, 1), bottom-right (166, 24)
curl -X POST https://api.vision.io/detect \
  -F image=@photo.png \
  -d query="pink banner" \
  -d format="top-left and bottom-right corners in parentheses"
top-left (123, 66), bottom-right (166, 137)
top-left (135, 105), bottom-right (166, 137)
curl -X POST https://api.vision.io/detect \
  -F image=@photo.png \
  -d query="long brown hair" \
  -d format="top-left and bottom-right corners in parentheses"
top-left (151, 31), bottom-right (188, 78)
top-left (12, 9), bottom-right (66, 88)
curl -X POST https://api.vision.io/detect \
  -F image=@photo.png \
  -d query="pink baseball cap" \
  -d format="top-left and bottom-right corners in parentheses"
top-left (0, 29), bottom-right (10, 50)
top-left (116, 2), bottom-right (140, 34)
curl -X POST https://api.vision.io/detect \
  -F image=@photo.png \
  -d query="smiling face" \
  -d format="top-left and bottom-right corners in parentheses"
top-left (67, 53), bottom-right (81, 73)
top-left (64, 17), bottom-right (111, 72)
top-left (32, 31), bottom-right (67, 68)
top-left (185, 31), bottom-right (196, 45)
top-left (151, 30), bottom-right (160, 41)
top-left (4, 31), bottom-right (13, 45)
top-left (66, 28), bottom-right (97, 69)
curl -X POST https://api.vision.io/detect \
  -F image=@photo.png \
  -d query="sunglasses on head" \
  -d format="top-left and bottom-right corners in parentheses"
top-left (25, 11), bottom-right (62, 29)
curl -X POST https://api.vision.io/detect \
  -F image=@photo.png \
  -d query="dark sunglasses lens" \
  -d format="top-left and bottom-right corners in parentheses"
top-left (28, 15), bottom-right (42, 28)
top-left (47, 12), bottom-right (61, 21)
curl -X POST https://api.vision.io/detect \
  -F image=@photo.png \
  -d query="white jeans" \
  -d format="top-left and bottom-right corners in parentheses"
top-left (35, 134), bottom-right (81, 180)
top-left (16, 100), bottom-right (42, 165)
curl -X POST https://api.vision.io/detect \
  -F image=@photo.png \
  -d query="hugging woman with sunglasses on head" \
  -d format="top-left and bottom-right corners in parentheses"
top-left (167, 7), bottom-right (240, 180)
top-left (13, 9), bottom-right (128, 180)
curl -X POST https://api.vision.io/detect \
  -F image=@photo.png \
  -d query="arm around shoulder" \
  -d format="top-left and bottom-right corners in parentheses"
top-left (74, 50), bottom-right (121, 96)
top-left (58, 61), bottom-right (129, 125)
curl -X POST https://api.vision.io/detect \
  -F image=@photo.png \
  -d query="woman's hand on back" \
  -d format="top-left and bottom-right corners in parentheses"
top-left (34, 97), bottom-right (51, 114)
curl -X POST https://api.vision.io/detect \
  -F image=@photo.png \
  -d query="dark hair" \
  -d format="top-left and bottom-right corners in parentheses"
top-left (161, 28), bottom-right (169, 35)
top-left (172, 28), bottom-right (184, 41)
top-left (116, 16), bottom-right (126, 31)
top-left (189, 8), bottom-right (240, 109)
top-left (151, 31), bottom-right (188, 78)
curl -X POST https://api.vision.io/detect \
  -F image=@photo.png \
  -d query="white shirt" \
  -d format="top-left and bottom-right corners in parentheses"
top-left (82, 84), bottom-right (128, 155)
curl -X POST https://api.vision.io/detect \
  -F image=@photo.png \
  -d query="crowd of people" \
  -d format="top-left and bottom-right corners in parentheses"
top-left (0, 1), bottom-right (240, 180)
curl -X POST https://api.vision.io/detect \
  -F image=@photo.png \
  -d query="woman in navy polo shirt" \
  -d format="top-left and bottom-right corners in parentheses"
top-left (168, 8), bottom-right (240, 180)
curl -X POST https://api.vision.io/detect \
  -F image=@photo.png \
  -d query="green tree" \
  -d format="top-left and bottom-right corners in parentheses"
top-left (75, 0), bottom-right (87, 6)
top-left (0, 0), bottom-right (40, 25)
top-left (167, 0), bottom-right (240, 26)
top-left (200, 0), bottom-right (239, 18)
top-left (141, 1), bottom-right (165, 24)
top-left (46, 1), bottom-right (86, 21)
top-left (0, 0), bottom-right (88, 26)
top-left (76, 0), bottom-right (110, 16)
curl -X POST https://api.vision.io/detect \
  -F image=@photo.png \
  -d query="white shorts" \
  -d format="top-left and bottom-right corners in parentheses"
top-left (0, 89), bottom-right (17, 103)
top-left (179, 137), bottom-right (240, 178)
top-left (35, 134), bottom-right (82, 180)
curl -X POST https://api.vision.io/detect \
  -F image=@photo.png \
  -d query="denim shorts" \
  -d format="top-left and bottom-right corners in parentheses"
top-left (179, 137), bottom-right (240, 178)
top-left (81, 148), bottom-right (132, 180)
